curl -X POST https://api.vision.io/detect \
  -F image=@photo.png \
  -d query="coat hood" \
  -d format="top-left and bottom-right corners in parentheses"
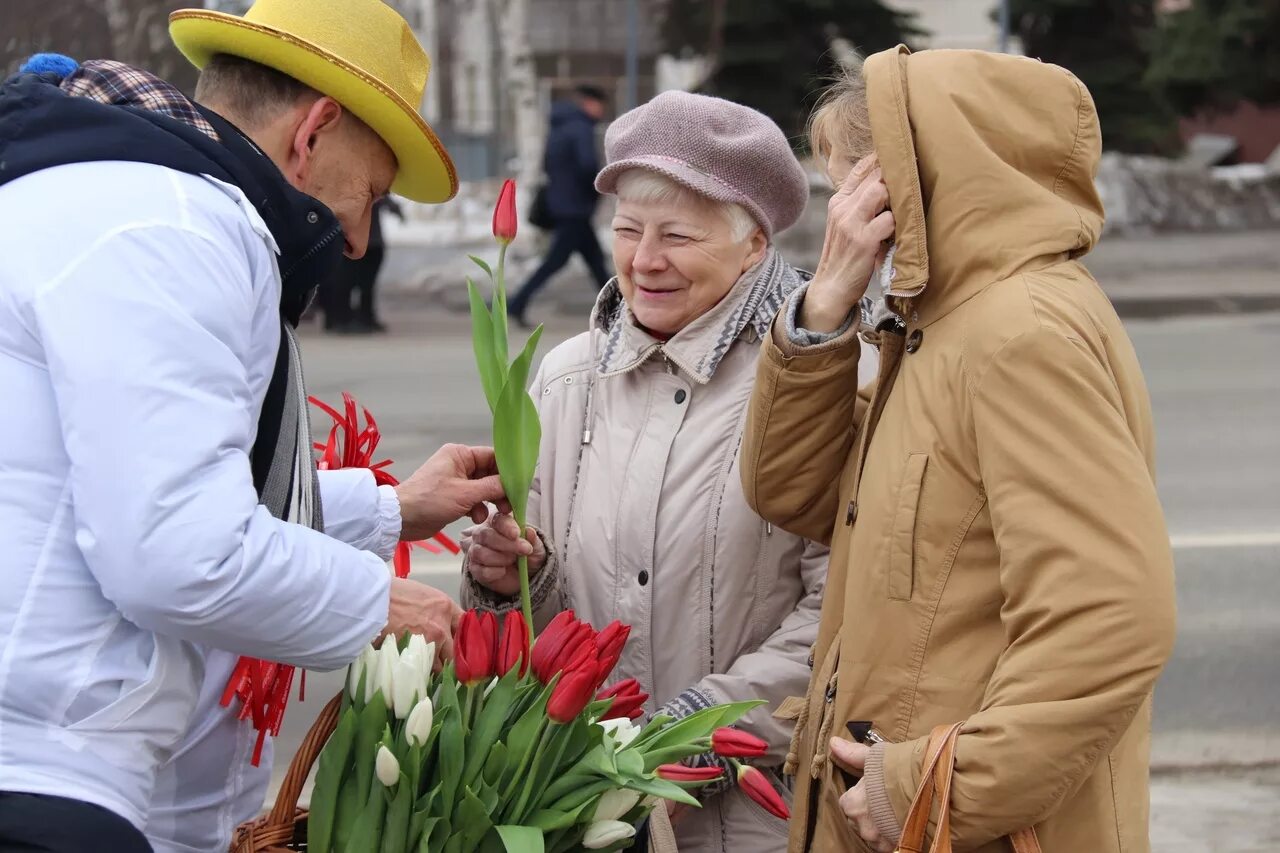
top-left (865, 46), bottom-right (1105, 326)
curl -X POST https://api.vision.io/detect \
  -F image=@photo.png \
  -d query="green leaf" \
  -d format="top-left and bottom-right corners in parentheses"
top-left (382, 773), bottom-right (413, 853)
top-left (496, 824), bottom-right (546, 853)
top-left (615, 749), bottom-right (645, 779)
top-left (354, 692), bottom-right (390, 802)
top-left (307, 706), bottom-right (359, 853)
top-left (345, 774), bottom-right (388, 853)
top-left (456, 787), bottom-right (495, 850)
top-left (414, 818), bottom-right (442, 853)
top-left (637, 700), bottom-right (764, 755)
top-left (462, 669), bottom-right (519, 791)
top-left (484, 741), bottom-right (511, 787)
top-left (494, 384), bottom-right (542, 526)
top-left (468, 279), bottom-right (505, 413)
top-left (332, 764), bottom-right (364, 853)
top-left (469, 254), bottom-right (494, 279)
top-left (639, 744), bottom-right (714, 774)
top-left (621, 774), bottom-right (700, 807)
top-left (439, 700), bottom-right (465, 812)
top-left (543, 778), bottom-right (616, 815)
top-left (539, 770), bottom-right (599, 807)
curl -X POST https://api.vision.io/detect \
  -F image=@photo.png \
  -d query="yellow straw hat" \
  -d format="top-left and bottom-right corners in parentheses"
top-left (170, 0), bottom-right (457, 203)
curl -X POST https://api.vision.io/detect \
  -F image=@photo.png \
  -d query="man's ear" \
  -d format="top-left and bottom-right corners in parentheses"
top-left (286, 97), bottom-right (344, 186)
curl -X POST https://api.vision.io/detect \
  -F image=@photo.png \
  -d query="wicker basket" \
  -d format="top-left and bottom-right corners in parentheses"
top-left (227, 691), bottom-right (678, 853)
top-left (229, 692), bottom-right (342, 852)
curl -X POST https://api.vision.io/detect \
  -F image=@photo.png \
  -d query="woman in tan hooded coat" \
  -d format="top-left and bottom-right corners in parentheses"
top-left (742, 48), bottom-right (1177, 853)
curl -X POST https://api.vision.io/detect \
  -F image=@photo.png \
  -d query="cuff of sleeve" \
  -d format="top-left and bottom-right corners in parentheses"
top-left (374, 485), bottom-right (403, 562)
top-left (864, 744), bottom-right (903, 846)
top-left (657, 687), bottom-right (735, 798)
top-left (462, 531), bottom-right (560, 614)
top-left (784, 283), bottom-right (857, 347)
top-left (771, 291), bottom-right (865, 360)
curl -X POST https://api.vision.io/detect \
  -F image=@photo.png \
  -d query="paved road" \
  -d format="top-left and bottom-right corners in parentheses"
top-left (270, 306), bottom-right (1280, 848)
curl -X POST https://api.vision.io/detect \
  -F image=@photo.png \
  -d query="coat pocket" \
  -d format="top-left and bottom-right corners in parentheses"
top-left (888, 452), bottom-right (929, 601)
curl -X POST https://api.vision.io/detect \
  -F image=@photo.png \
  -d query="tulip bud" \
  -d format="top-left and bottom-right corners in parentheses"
top-left (592, 621), bottom-right (630, 687)
top-left (492, 178), bottom-right (518, 244)
top-left (546, 653), bottom-right (598, 724)
top-left (736, 763), bottom-right (790, 820)
top-left (371, 639), bottom-right (398, 708)
top-left (406, 697), bottom-right (434, 748)
top-left (455, 610), bottom-right (499, 684)
top-left (593, 788), bottom-right (642, 822)
top-left (596, 678), bottom-right (648, 721)
top-left (392, 658), bottom-right (419, 719)
top-left (497, 610), bottom-right (530, 677)
top-left (711, 726), bottom-right (768, 758)
top-left (375, 744), bottom-right (400, 787)
top-left (597, 716), bottom-right (642, 749)
top-left (348, 644), bottom-right (375, 701)
top-left (582, 819), bottom-right (636, 849)
top-left (656, 764), bottom-right (724, 783)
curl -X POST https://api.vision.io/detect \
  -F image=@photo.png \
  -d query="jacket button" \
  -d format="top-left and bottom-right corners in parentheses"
top-left (674, 389), bottom-right (687, 404)
top-left (306, 211), bottom-right (319, 224)
top-left (845, 500), bottom-right (858, 525)
top-left (638, 569), bottom-right (650, 586)
top-left (906, 329), bottom-right (924, 353)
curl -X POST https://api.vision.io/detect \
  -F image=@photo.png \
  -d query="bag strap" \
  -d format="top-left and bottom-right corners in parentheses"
top-left (895, 723), bottom-right (1041, 853)
top-left (647, 805), bottom-right (680, 853)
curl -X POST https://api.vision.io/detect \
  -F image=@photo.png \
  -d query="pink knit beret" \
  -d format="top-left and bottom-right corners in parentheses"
top-left (594, 90), bottom-right (810, 239)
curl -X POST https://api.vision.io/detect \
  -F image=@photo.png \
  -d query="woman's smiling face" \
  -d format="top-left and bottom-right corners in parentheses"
top-left (611, 191), bottom-right (765, 338)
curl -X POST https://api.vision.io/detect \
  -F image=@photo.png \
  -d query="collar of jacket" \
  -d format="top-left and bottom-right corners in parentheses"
top-left (0, 69), bottom-right (343, 326)
top-left (590, 247), bottom-right (807, 384)
top-left (863, 45), bottom-right (1105, 330)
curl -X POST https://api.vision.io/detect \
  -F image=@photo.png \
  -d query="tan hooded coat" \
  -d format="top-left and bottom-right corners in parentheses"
top-left (742, 47), bottom-right (1177, 853)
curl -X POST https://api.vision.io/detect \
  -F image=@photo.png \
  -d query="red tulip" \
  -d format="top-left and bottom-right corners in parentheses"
top-left (497, 610), bottom-right (530, 677)
top-left (592, 621), bottom-right (630, 687)
top-left (546, 654), bottom-right (597, 723)
top-left (531, 611), bottom-right (596, 683)
top-left (737, 764), bottom-right (790, 819)
top-left (656, 764), bottom-right (724, 783)
top-left (492, 178), bottom-right (518, 244)
top-left (711, 727), bottom-right (768, 758)
top-left (454, 610), bottom-right (499, 683)
top-left (596, 678), bottom-right (648, 721)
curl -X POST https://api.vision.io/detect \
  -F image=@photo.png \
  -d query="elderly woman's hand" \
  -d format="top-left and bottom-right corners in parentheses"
top-left (802, 154), bottom-right (895, 334)
top-left (462, 507), bottom-right (548, 597)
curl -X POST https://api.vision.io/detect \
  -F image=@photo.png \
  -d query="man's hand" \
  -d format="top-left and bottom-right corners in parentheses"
top-left (801, 154), bottom-right (895, 334)
top-left (829, 737), bottom-right (895, 853)
top-left (383, 577), bottom-right (462, 661)
top-left (395, 444), bottom-right (510, 542)
top-left (463, 507), bottom-right (547, 597)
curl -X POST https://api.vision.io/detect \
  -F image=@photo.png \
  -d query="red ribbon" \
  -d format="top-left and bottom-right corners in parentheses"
top-left (221, 393), bottom-right (458, 765)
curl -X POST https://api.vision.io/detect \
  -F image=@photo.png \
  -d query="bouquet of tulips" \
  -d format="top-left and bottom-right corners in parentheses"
top-left (305, 181), bottom-right (789, 852)
top-left (306, 609), bottom-right (781, 853)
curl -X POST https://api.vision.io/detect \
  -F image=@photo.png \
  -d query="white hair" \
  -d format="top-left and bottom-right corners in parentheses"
top-left (614, 169), bottom-right (761, 243)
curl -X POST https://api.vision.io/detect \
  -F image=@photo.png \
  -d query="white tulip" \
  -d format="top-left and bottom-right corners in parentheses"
top-left (406, 633), bottom-right (431, 661)
top-left (372, 640), bottom-right (399, 709)
top-left (392, 658), bottom-right (419, 719)
top-left (582, 820), bottom-right (636, 849)
top-left (593, 788), bottom-right (642, 822)
top-left (347, 645), bottom-right (376, 701)
top-left (375, 744), bottom-right (400, 787)
top-left (406, 697), bottom-right (434, 748)
top-left (597, 717), bottom-right (641, 749)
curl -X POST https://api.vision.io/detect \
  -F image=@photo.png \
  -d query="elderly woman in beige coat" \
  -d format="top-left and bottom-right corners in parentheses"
top-left (461, 91), bottom-right (876, 852)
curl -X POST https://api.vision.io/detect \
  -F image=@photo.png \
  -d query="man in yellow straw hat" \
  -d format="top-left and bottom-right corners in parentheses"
top-left (0, 2), bottom-right (504, 851)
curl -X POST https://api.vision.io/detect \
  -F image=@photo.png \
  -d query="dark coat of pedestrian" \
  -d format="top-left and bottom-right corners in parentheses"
top-left (508, 85), bottom-right (612, 324)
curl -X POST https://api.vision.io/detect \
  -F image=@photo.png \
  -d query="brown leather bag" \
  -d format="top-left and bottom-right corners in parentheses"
top-left (896, 723), bottom-right (1041, 853)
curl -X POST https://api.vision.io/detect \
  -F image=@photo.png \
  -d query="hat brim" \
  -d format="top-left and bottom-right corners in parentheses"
top-left (170, 10), bottom-right (456, 204)
top-left (595, 157), bottom-right (775, 238)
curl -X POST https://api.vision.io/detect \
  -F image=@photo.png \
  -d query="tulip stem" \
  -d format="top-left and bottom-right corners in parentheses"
top-left (517, 554), bottom-right (534, 638)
